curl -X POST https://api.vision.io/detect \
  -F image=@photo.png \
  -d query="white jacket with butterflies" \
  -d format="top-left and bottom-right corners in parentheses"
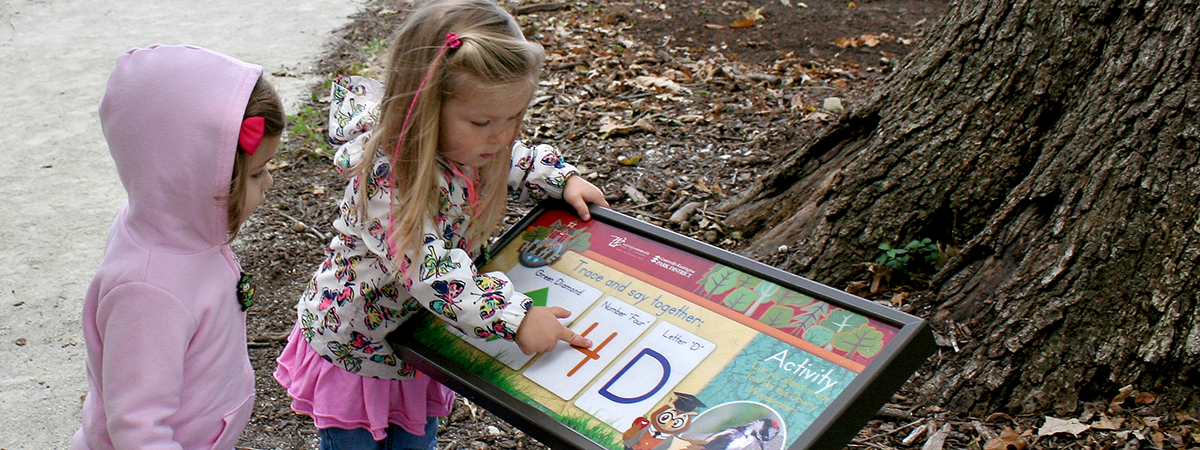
top-left (295, 76), bottom-right (579, 379)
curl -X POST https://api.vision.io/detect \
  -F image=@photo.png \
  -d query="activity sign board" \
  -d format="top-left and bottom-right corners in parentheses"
top-left (389, 201), bottom-right (934, 450)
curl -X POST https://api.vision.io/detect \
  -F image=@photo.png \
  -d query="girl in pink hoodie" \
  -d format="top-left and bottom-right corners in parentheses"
top-left (73, 45), bottom-right (284, 450)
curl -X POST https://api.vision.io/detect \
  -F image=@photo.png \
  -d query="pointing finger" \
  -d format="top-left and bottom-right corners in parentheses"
top-left (563, 328), bottom-right (593, 349)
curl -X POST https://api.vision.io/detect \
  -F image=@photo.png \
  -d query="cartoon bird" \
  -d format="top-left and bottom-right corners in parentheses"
top-left (623, 393), bottom-right (707, 450)
top-left (684, 418), bottom-right (781, 450)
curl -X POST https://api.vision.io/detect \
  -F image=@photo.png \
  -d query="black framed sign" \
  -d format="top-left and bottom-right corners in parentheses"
top-left (389, 200), bottom-right (934, 450)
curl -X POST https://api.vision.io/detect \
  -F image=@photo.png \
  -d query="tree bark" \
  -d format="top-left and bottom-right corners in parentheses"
top-left (726, 0), bottom-right (1200, 416)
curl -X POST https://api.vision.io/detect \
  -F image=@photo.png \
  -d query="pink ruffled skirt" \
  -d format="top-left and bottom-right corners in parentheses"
top-left (274, 325), bottom-right (454, 440)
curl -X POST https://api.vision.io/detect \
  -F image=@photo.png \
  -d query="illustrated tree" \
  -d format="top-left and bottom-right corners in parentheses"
top-left (723, 0), bottom-right (1200, 416)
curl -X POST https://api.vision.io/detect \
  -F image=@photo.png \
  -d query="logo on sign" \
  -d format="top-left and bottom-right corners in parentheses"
top-left (519, 223), bottom-right (576, 267)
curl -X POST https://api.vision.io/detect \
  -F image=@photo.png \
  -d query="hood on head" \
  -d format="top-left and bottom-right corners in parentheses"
top-left (100, 45), bottom-right (262, 251)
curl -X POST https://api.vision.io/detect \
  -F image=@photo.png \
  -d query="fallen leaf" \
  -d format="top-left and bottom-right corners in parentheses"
top-left (834, 37), bottom-right (856, 48)
top-left (745, 7), bottom-right (765, 21)
top-left (867, 262), bottom-right (892, 295)
top-left (1090, 415), bottom-right (1124, 430)
top-left (1143, 415), bottom-right (1162, 430)
top-left (598, 120), bottom-right (622, 135)
top-left (1135, 391), bottom-right (1157, 405)
top-left (1151, 430), bottom-right (1165, 449)
top-left (1038, 416), bottom-right (1090, 437)
top-left (705, 23), bottom-right (727, 30)
top-left (1110, 384), bottom-right (1135, 413)
top-left (789, 94), bottom-right (805, 110)
top-left (848, 1), bottom-right (857, 7)
top-left (617, 154), bottom-right (641, 166)
top-left (598, 117), bottom-right (653, 138)
top-left (984, 427), bottom-right (1027, 450)
top-left (730, 18), bottom-right (756, 28)
top-left (634, 76), bottom-right (688, 94)
top-left (622, 185), bottom-right (649, 203)
top-left (801, 111), bottom-right (834, 122)
top-left (846, 281), bottom-right (871, 296)
top-left (859, 34), bottom-right (881, 47)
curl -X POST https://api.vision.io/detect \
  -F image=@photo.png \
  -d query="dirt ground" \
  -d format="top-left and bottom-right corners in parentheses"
top-left (232, 1), bottom-right (1188, 450)
top-left (0, 0), bottom-right (359, 448)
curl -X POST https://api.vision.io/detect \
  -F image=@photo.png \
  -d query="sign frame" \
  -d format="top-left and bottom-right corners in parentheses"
top-left (389, 200), bottom-right (934, 450)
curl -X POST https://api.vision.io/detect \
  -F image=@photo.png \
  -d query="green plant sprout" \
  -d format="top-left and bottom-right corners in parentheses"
top-left (286, 102), bottom-right (332, 159)
top-left (876, 238), bottom-right (942, 272)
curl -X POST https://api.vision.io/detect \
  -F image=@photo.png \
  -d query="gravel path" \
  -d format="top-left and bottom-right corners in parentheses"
top-left (0, 1), bottom-right (359, 447)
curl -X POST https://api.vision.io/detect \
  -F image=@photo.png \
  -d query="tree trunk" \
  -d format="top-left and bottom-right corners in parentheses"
top-left (725, 0), bottom-right (1200, 416)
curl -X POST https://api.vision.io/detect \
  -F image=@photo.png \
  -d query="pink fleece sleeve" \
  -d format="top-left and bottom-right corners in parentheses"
top-left (95, 282), bottom-right (196, 450)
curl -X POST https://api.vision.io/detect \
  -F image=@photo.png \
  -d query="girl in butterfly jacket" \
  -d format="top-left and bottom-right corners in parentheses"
top-left (273, 1), bottom-right (607, 447)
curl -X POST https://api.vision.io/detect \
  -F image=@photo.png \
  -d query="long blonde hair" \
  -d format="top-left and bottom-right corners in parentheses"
top-left (354, 0), bottom-right (544, 256)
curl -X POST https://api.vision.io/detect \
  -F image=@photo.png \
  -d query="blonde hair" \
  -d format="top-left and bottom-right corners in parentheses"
top-left (356, 0), bottom-right (544, 255)
top-left (228, 76), bottom-right (284, 241)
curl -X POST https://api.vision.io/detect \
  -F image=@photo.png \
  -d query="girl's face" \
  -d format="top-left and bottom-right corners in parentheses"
top-left (237, 135), bottom-right (279, 224)
top-left (439, 77), bottom-right (533, 169)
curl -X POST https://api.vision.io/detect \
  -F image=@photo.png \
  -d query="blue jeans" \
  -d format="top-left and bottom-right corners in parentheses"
top-left (317, 417), bottom-right (440, 450)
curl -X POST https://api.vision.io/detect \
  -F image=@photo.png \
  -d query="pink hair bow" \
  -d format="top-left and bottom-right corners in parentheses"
top-left (238, 116), bottom-right (266, 155)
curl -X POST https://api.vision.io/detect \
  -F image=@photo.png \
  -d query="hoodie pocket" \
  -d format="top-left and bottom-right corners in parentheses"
top-left (210, 394), bottom-right (254, 450)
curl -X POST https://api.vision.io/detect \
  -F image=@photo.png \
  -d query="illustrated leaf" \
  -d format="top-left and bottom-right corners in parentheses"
top-left (787, 302), bottom-right (830, 335)
top-left (802, 325), bottom-right (835, 346)
top-left (723, 287), bottom-right (758, 312)
top-left (522, 225), bottom-right (551, 242)
top-left (821, 309), bottom-right (867, 332)
top-left (734, 272), bottom-right (764, 290)
top-left (701, 265), bottom-right (741, 296)
top-left (759, 305), bottom-right (794, 328)
top-left (772, 289), bottom-right (814, 307)
top-left (832, 324), bottom-right (884, 358)
top-left (567, 231), bottom-right (592, 252)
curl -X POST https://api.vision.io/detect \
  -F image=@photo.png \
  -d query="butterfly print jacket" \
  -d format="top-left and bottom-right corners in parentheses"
top-left (295, 76), bottom-right (580, 379)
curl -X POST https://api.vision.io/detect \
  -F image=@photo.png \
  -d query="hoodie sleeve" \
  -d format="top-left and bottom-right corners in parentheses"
top-left (94, 282), bottom-right (195, 450)
top-left (508, 142), bottom-right (580, 203)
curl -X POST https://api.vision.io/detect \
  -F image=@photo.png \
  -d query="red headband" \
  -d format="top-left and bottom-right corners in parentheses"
top-left (238, 116), bottom-right (266, 156)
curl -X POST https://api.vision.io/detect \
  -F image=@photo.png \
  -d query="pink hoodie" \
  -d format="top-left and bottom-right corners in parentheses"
top-left (73, 45), bottom-right (261, 450)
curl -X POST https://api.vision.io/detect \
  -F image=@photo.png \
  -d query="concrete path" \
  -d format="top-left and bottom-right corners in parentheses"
top-left (0, 0), bottom-right (360, 448)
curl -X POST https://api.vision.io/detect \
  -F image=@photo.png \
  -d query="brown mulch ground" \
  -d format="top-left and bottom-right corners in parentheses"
top-left (232, 1), bottom-right (1197, 449)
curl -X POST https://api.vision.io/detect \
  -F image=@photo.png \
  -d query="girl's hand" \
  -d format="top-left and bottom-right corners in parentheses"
top-left (514, 306), bottom-right (593, 355)
top-left (563, 175), bottom-right (609, 221)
